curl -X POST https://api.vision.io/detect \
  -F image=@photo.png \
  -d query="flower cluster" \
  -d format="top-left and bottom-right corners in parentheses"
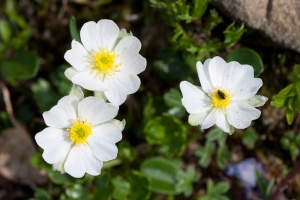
top-left (35, 19), bottom-right (146, 178)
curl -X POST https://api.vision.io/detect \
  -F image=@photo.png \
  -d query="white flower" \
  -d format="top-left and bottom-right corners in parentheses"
top-left (35, 95), bottom-right (124, 178)
top-left (180, 56), bottom-right (268, 134)
top-left (64, 19), bottom-right (147, 106)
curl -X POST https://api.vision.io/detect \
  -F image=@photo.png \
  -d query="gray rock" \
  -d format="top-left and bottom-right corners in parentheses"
top-left (211, 0), bottom-right (300, 53)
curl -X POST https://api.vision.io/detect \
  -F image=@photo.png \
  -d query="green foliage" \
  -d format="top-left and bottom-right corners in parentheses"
top-left (69, 16), bottom-right (82, 43)
top-left (280, 130), bottom-right (300, 159)
top-left (144, 114), bottom-right (187, 157)
top-left (226, 47), bottom-right (264, 77)
top-left (129, 171), bottom-right (151, 200)
top-left (240, 129), bottom-right (259, 146)
top-left (112, 176), bottom-right (131, 200)
top-left (200, 179), bottom-right (230, 200)
top-left (140, 157), bottom-right (181, 194)
top-left (163, 88), bottom-right (186, 118)
top-left (0, 51), bottom-right (39, 80)
top-left (256, 169), bottom-right (275, 200)
top-left (272, 65), bottom-right (300, 124)
top-left (196, 128), bottom-right (231, 169)
top-left (223, 23), bottom-right (246, 48)
top-left (30, 188), bottom-right (52, 200)
top-left (176, 166), bottom-right (200, 197)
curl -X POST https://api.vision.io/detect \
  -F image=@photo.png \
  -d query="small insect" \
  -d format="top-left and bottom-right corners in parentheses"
top-left (217, 90), bottom-right (226, 99)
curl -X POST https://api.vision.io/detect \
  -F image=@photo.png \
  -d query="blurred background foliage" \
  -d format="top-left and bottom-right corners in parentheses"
top-left (1, 0), bottom-right (300, 199)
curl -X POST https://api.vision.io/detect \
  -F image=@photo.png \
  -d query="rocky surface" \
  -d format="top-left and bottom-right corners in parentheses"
top-left (211, 0), bottom-right (300, 53)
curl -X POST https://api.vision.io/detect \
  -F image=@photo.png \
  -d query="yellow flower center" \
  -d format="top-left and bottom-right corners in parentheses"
top-left (210, 89), bottom-right (231, 111)
top-left (67, 117), bottom-right (92, 146)
top-left (88, 46), bottom-right (122, 80)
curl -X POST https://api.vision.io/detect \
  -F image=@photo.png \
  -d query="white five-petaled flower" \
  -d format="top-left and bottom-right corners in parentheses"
top-left (64, 19), bottom-right (146, 106)
top-left (180, 56), bottom-right (268, 134)
top-left (35, 95), bottom-right (124, 178)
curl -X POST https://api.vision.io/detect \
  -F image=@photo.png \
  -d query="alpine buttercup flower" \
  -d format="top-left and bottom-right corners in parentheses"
top-left (180, 56), bottom-right (267, 134)
top-left (64, 19), bottom-right (146, 106)
top-left (35, 95), bottom-right (124, 178)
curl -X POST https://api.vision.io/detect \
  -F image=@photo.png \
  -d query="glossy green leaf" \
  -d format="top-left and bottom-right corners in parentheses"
top-left (140, 157), bottom-right (180, 194)
top-left (163, 88), bottom-right (185, 118)
top-left (226, 47), bottom-right (264, 77)
top-left (69, 16), bottom-right (81, 43)
top-left (112, 176), bottom-right (131, 200)
top-left (66, 184), bottom-right (93, 200)
top-left (1, 51), bottom-right (39, 80)
top-left (286, 108), bottom-right (294, 125)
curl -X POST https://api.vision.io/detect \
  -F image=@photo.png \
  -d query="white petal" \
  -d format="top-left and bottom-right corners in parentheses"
top-left (71, 70), bottom-right (108, 91)
top-left (69, 85), bottom-right (84, 100)
top-left (106, 119), bottom-right (126, 131)
top-left (180, 81), bottom-right (211, 114)
top-left (64, 67), bottom-right (79, 80)
top-left (243, 95), bottom-right (268, 107)
top-left (207, 56), bottom-right (228, 88)
top-left (196, 60), bottom-right (213, 93)
top-left (88, 123), bottom-right (122, 162)
top-left (223, 62), bottom-right (254, 91)
top-left (80, 20), bottom-right (120, 52)
top-left (227, 102), bottom-right (261, 129)
top-left (215, 111), bottom-right (230, 133)
top-left (231, 78), bottom-right (263, 101)
top-left (35, 127), bottom-right (71, 164)
top-left (115, 35), bottom-right (142, 54)
top-left (117, 53), bottom-right (146, 74)
top-left (105, 73), bottom-right (141, 106)
top-left (77, 97), bottom-right (119, 126)
top-left (64, 40), bottom-right (90, 71)
top-left (201, 109), bottom-right (216, 129)
top-left (188, 111), bottom-right (210, 126)
top-left (43, 95), bottom-right (79, 128)
top-left (64, 145), bottom-right (103, 178)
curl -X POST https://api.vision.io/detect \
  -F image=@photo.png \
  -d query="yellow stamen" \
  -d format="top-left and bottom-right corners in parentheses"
top-left (88, 46), bottom-right (122, 80)
top-left (67, 117), bottom-right (92, 146)
top-left (210, 89), bottom-right (231, 111)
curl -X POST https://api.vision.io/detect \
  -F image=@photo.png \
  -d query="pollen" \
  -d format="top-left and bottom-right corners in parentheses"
top-left (210, 89), bottom-right (231, 111)
top-left (67, 117), bottom-right (93, 146)
top-left (88, 46), bottom-right (122, 80)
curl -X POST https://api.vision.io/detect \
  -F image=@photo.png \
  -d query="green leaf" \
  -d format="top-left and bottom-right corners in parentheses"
top-left (112, 176), bottom-right (131, 200)
top-left (201, 180), bottom-right (230, 200)
top-left (129, 171), bottom-right (151, 200)
top-left (223, 23), bottom-right (246, 48)
top-left (1, 51), bottom-right (39, 80)
top-left (226, 47), bottom-right (264, 77)
top-left (216, 145), bottom-right (231, 169)
top-left (31, 78), bottom-right (61, 113)
top-left (265, 178), bottom-right (275, 199)
top-left (206, 128), bottom-right (227, 145)
top-left (286, 108), bottom-right (294, 125)
top-left (192, 0), bottom-right (210, 19)
top-left (163, 88), bottom-right (185, 118)
top-left (50, 65), bottom-right (73, 96)
top-left (140, 157), bottom-right (180, 195)
top-left (94, 173), bottom-right (113, 200)
top-left (32, 188), bottom-right (52, 200)
top-left (47, 170), bottom-right (74, 185)
top-left (66, 183), bottom-right (93, 200)
top-left (69, 16), bottom-right (81, 43)
top-left (144, 114), bottom-right (187, 156)
top-left (175, 166), bottom-right (200, 197)
top-left (241, 129), bottom-right (258, 145)
top-left (195, 142), bottom-right (215, 168)
top-left (0, 19), bottom-right (12, 43)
